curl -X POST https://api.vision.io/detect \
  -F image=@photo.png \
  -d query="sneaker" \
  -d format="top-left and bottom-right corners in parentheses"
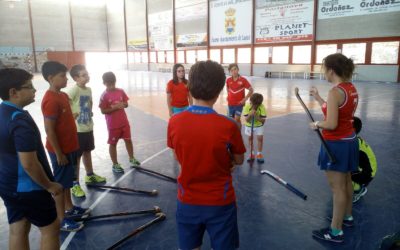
top-left (112, 163), bottom-right (124, 173)
top-left (312, 227), bottom-right (344, 243)
top-left (65, 205), bottom-right (91, 219)
top-left (129, 157), bottom-right (141, 167)
top-left (71, 184), bottom-right (86, 198)
top-left (247, 154), bottom-right (255, 162)
top-left (256, 153), bottom-right (265, 163)
top-left (327, 216), bottom-right (354, 227)
top-left (353, 186), bottom-right (368, 203)
top-left (60, 218), bottom-right (84, 232)
top-left (85, 173), bottom-right (106, 184)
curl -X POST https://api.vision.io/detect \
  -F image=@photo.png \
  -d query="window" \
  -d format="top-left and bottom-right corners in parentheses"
top-left (128, 52), bottom-right (135, 64)
top-left (166, 51), bottom-right (174, 63)
top-left (142, 52), bottom-right (148, 63)
top-left (186, 50), bottom-right (196, 63)
top-left (238, 48), bottom-right (251, 63)
top-left (134, 52), bottom-right (141, 63)
top-left (197, 50), bottom-right (208, 61)
top-left (371, 41), bottom-right (399, 64)
top-left (223, 48), bottom-right (235, 64)
top-left (342, 43), bottom-right (366, 64)
top-left (316, 44), bottom-right (337, 63)
top-left (210, 49), bottom-right (220, 63)
top-left (272, 46), bottom-right (289, 64)
top-left (177, 50), bottom-right (185, 63)
top-left (293, 45), bottom-right (311, 64)
top-left (254, 47), bottom-right (269, 63)
top-left (157, 51), bottom-right (165, 63)
top-left (150, 52), bottom-right (157, 63)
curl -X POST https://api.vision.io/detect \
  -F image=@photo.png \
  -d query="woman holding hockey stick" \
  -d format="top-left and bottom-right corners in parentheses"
top-left (309, 53), bottom-right (359, 243)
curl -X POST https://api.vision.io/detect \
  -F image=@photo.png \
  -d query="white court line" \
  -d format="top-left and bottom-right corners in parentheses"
top-left (60, 147), bottom-right (170, 250)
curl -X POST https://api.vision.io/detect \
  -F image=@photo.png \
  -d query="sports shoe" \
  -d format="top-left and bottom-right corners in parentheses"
top-left (65, 205), bottom-right (91, 219)
top-left (60, 218), bottom-right (84, 232)
top-left (129, 157), bottom-right (141, 167)
top-left (353, 186), bottom-right (368, 203)
top-left (71, 184), bottom-right (86, 198)
top-left (327, 216), bottom-right (354, 227)
top-left (247, 154), bottom-right (255, 162)
top-left (85, 173), bottom-right (106, 184)
top-left (312, 227), bottom-right (344, 243)
top-left (112, 163), bottom-right (124, 173)
top-left (256, 153), bottom-right (265, 163)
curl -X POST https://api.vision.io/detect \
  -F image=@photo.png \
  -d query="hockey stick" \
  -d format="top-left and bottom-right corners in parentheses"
top-left (131, 166), bottom-right (177, 183)
top-left (106, 213), bottom-right (166, 250)
top-left (294, 87), bottom-right (336, 164)
top-left (249, 115), bottom-right (255, 164)
top-left (261, 170), bottom-right (307, 200)
top-left (86, 184), bottom-right (158, 196)
top-left (73, 206), bottom-right (162, 222)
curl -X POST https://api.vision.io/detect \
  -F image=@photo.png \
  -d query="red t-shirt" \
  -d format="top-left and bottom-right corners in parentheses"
top-left (166, 80), bottom-right (190, 108)
top-left (322, 82), bottom-right (358, 140)
top-left (167, 106), bottom-right (246, 206)
top-left (41, 90), bottom-right (78, 153)
top-left (226, 76), bottom-right (252, 106)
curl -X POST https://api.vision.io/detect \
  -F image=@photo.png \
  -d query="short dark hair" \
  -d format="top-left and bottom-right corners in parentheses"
top-left (353, 116), bottom-right (362, 134)
top-left (0, 68), bottom-right (33, 100)
top-left (70, 64), bottom-right (86, 79)
top-left (323, 53), bottom-right (355, 81)
top-left (41, 61), bottom-right (68, 82)
top-left (102, 71), bottom-right (116, 84)
top-left (228, 63), bottom-right (238, 71)
top-left (250, 93), bottom-right (263, 106)
top-left (188, 60), bottom-right (226, 101)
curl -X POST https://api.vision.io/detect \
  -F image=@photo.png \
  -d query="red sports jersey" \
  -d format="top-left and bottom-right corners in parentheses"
top-left (166, 80), bottom-right (190, 107)
top-left (322, 82), bottom-right (358, 140)
top-left (41, 90), bottom-right (79, 153)
top-left (167, 106), bottom-right (246, 206)
top-left (226, 76), bottom-right (252, 106)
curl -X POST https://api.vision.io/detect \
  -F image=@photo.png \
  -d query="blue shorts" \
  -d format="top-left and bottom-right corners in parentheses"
top-left (172, 106), bottom-right (189, 115)
top-left (49, 151), bottom-right (77, 188)
top-left (176, 201), bottom-right (239, 250)
top-left (318, 135), bottom-right (359, 173)
top-left (0, 190), bottom-right (57, 227)
top-left (228, 105), bottom-right (243, 118)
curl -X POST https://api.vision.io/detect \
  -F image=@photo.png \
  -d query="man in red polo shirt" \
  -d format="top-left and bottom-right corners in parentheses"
top-left (168, 60), bottom-right (246, 250)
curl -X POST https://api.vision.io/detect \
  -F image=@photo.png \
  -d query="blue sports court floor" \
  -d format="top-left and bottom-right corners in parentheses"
top-left (0, 71), bottom-right (399, 250)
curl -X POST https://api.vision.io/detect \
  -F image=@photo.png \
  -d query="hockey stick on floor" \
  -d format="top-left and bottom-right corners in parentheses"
top-left (261, 170), bottom-right (307, 200)
top-left (86, 184), bottom-right (158, 196)
top-left (130, 166), bottom-right (177, 183)
top-left (106, 213), bottom-right (166, 250)
top-left (294, 87), bottom-right (336, 164)
top-left (73, 206), bottom-right (162, 222)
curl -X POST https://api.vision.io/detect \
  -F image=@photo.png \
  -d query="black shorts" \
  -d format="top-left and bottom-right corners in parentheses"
top-left (77, 131), bottom-right (95, 156)
top-left (0, 190), bottom-right (57, 227)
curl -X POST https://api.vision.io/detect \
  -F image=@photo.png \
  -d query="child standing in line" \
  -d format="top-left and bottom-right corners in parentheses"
top-left (226, 63), bottom-right (254, 129)
top-left (166, 63), bottom-right (192, 117)
top-left (351, 116), bottom-right (377, 203)
top-left (242, 93), bottom-right (267, 163)
top-left (41, 61), bottom-right (89, 232)
top-left (168, 60), bottom-right (246, 250)
top-left (99, 71), bottom-right (140, 173)
top-left (67, 64), bottom-right (106, 198)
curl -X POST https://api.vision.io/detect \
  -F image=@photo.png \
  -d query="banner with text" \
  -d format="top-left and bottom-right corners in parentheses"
top-left (148, 10), bottom-right (173, 51)
top-left (210, 0), bottom-right (253, 46)
top-left (255, 0), bottom-right (314, 43)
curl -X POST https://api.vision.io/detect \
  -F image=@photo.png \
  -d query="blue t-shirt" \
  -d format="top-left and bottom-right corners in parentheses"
top-left (0, 101), bottom-right (54, 194)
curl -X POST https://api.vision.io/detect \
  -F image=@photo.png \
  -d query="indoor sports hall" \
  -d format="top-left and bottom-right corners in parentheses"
top-left (0, 0), bottom-right (399, 250)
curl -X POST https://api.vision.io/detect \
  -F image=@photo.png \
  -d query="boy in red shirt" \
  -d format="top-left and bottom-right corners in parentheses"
top-left (226, 63), bottom-right (253, 129)
top-left (168, 60), bottom-right (246, 250)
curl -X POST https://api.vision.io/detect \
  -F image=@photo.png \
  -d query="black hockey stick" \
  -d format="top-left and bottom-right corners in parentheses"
top-left (261, 170), bottom-right (307, 200)
top-left (294, 87), bottom-right (336, 164)
top-left (249, 115), bottom-right (255, 165)
top-left (106, 213), bottom-right (166, 250)
top-left (131, 166), bottom-right (177, 183)
top-left (86, 184), bottom-right (158, 196)
top-left (73, 206), bottom-right (162, 222)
